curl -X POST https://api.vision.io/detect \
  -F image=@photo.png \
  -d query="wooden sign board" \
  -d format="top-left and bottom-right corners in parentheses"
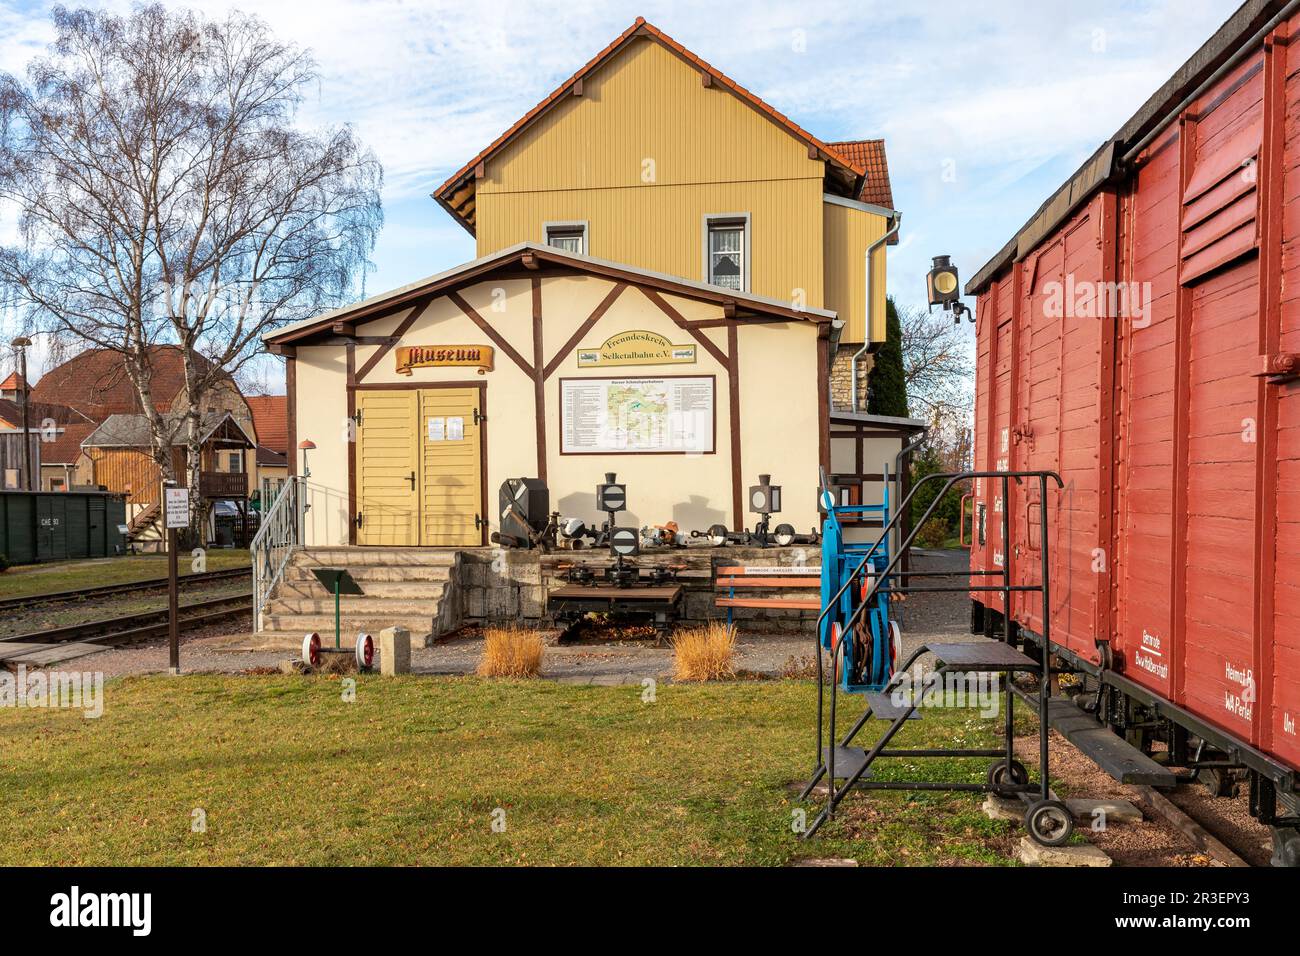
top-left (577, 330), bottom-right (696, 368)
top-left (396, 345), bottom-right (494, 375)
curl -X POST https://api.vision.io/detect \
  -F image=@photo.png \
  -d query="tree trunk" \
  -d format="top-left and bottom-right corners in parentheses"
top-left (186, 411), bottom-right (206, 550)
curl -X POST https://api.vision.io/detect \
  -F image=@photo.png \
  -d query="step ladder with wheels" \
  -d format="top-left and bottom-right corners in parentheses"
top-left (800, 469), bottom-right (1071, 847)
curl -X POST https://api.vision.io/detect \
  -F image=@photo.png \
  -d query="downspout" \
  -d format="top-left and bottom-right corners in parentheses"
top-left (850, 211), bottom-right (902, 412)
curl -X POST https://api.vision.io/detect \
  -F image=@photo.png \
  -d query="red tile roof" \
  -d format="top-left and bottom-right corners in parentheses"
top-left (434, 18), bottom-right (868, 230)
top-left (0, 372), bottom-right (26, 391)
top-left (827, 139), bottom-right (895, 210)
top-left (0, 398), bottom-right (92, 429)
top-left (29, 346), bottom-right (216, 422)
top-left (245, 395), bottom-right (287, 454)
top-left (40, 421), bottom-right (96, 465)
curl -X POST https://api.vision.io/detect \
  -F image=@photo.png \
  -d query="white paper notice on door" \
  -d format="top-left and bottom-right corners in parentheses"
top-left (427, 417), bottom-right (445, 441)
top-left (447, 416), bottom-right (464, 441)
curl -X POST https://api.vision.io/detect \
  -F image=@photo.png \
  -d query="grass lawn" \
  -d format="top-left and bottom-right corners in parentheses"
top-left (0, 675), bottom-right (1023, 866)
top-left (0, 550), bottom-right (250, 600)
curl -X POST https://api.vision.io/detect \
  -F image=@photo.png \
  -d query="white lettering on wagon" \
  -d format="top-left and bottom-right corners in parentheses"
top-left (1132, 630), bottom-right (1168, 681)
top-left (1284, 712), bottom-right (1295, 737)
top-left (1224, 661), bottom-right (1255, 721)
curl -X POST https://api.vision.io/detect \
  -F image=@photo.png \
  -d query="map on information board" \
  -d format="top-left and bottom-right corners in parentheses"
top-left (560, 376), bottom-right (714, 454)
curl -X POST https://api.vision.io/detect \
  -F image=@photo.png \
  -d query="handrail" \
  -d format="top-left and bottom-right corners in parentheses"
top-left (251, 476), bottom-right (304, 632)
top-left (814, 469), bottom-right (1064, 811)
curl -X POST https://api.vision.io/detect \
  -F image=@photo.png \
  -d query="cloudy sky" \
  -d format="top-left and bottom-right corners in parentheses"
top-left (0, 0), bottom-right (1240, 378)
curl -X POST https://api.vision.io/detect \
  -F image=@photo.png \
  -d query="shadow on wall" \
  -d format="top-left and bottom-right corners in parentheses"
top-left (556, 491), bottom-right (641, 531)
top-left (673, 495), bottom-right (726, 534)
top-left (301, 483), bottom-right (352, 547)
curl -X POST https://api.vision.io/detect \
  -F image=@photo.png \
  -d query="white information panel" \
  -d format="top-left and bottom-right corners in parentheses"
top-left (560, 376), bottom-right (714, 454)
top-left (164, 487), bottom-right (190, 529)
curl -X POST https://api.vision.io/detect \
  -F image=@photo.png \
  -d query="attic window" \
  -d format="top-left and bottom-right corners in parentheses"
top-left (1180, 121), bottom-right (1262, 285)
top-left (705, 215), bottom-right (749, 292)
top-left (545, 222), bottom-right (587, 255)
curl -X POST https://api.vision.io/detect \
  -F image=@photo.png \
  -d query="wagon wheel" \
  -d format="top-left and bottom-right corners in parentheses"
top-left (986, 759), bottom-right (1029, 793)
top-left (301, 632), bottom-right (321, 668)
top-left (354, 632), bottom-right (375, 671)
top-left (1025, 800), bottom-right (1074, 847)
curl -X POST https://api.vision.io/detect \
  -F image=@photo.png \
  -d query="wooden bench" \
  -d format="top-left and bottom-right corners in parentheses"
top-left (714, 566), bottom-right (821, 625)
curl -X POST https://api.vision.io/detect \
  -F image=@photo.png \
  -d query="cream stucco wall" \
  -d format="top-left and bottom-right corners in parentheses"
top-left (291, 273), bottom-right (824, 546)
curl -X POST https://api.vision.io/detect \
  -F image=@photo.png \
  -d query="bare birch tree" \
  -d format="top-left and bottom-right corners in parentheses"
top-left (0, 4), bottom-right (382, 539)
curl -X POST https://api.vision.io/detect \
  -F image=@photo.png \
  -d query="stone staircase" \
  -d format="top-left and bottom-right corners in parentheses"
top-left (257, 547), bottom-right (464, 646)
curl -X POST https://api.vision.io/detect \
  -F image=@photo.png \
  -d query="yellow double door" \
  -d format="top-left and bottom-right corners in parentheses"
top-left (355, 387), bottom-right (482, 546)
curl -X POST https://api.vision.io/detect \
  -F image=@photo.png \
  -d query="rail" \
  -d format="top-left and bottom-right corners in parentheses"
top-left (251, 476), bottom-right (304, 632)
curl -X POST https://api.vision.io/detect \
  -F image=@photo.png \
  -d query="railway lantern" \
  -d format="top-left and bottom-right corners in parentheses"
top-left (597, 472), bottom-right (626, 514)
top-left (927, 255), bottom-right (972, 324)
top-left (749, 474), bottom-right (782, 515)
top-left (609, 527), bottom-right (639, 556)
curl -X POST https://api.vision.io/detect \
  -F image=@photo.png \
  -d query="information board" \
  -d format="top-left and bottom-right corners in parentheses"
top-left (560, 376), bottom-right (714, 454)
top-left (164, 487), bottom-right (190, 529)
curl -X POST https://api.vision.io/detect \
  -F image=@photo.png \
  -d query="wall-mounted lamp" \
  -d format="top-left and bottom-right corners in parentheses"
top-left (298, 439), bottom-right (316, 479)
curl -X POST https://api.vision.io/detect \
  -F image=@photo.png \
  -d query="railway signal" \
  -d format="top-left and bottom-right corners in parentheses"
top-left (926, 255), bottom-right (971, 323)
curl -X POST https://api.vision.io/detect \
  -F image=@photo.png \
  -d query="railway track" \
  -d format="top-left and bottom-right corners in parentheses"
top-left (0, 592), bottom-right (252, 652)
top-left (0, 566), bottom-right (250, 612)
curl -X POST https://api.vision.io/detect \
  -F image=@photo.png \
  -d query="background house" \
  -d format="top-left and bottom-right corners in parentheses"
top-left (81, 410), bottom-right (255, 549)
top-left (246, 394), bottom-right (289, 511)
top-left (1, 345), bottom-right (281, 546)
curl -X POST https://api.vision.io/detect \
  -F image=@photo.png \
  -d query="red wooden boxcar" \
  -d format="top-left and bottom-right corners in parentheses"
top-left (966, 0), bottom-right (1300, 861)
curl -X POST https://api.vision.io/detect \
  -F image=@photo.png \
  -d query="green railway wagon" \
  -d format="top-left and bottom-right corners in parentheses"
top-left (0, 490), bottom-right (127, 564)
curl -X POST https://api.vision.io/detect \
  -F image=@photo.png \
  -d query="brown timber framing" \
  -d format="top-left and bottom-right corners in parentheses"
top-left (347, 342), bottom-right (358, 544)
top-left (285, 355), bottom-right (297, 477)
top-left (270, 247), bottom-right (838, 537)
top-left (542, 282), bottom-right (627, 378)
top-left (448, 290), bottom-right (534, 376)
top-left (728, 323), bottom-right (743, 531)
top-left (531, 277), bottom-right (547, 480)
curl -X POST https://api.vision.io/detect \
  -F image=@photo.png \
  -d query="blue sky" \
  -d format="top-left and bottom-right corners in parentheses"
top-left (0, 0), bottom-right (1241, 380)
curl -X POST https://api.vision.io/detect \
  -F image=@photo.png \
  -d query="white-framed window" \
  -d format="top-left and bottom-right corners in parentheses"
top-left (544, 221), bottom-right (588, 255)
top-left (704, 215), bottom-right (749, 291)
top-left (228, 450), bottom-right (244, 473)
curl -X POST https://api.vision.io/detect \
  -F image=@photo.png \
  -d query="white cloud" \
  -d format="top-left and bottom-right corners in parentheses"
top-left (0, 0), bottom-right (1242, 303)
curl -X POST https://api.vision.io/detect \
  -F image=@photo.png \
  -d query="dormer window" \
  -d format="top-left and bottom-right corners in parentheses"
top-left (705, 215), bottom-right (749, 291)
top-left (545, 221), bottom-right (588, 255)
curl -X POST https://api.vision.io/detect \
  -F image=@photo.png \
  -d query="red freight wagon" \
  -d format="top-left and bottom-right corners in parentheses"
top-left (965, 0), bottom-right (1300, 864)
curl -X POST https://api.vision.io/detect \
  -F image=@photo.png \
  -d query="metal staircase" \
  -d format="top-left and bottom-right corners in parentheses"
top-left (801, 469), bottom-right (1074, 847)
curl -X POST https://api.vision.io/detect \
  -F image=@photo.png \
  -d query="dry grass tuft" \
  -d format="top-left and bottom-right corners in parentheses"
top-left (672, 621), bottom-right (737, 682)
top-left (477, 626), bottom-right (545, 678)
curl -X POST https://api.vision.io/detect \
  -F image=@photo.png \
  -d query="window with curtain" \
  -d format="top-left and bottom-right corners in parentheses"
top-left (545, 223), bottom-right (587, 255)
top-left (707, 219), bottom-right (746, 291)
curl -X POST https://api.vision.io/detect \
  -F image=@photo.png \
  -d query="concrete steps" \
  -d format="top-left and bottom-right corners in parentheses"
top-left (262, 611), bottom-right (438, 635)
top-left (257, 547), bottom-right (465, 646)
top-left (271, 596), bottom-right (447, 615)
top-left (275, 576), bottom-right (450, 599)
top-left (290, 547), bottom-right (462, 567)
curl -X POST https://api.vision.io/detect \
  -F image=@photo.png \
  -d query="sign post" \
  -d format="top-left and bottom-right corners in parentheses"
top-left (163, 484), bottom-right (190, 675)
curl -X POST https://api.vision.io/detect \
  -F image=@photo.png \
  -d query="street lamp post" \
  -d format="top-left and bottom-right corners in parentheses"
top-left (10, 337), bottom-right (32, 491)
